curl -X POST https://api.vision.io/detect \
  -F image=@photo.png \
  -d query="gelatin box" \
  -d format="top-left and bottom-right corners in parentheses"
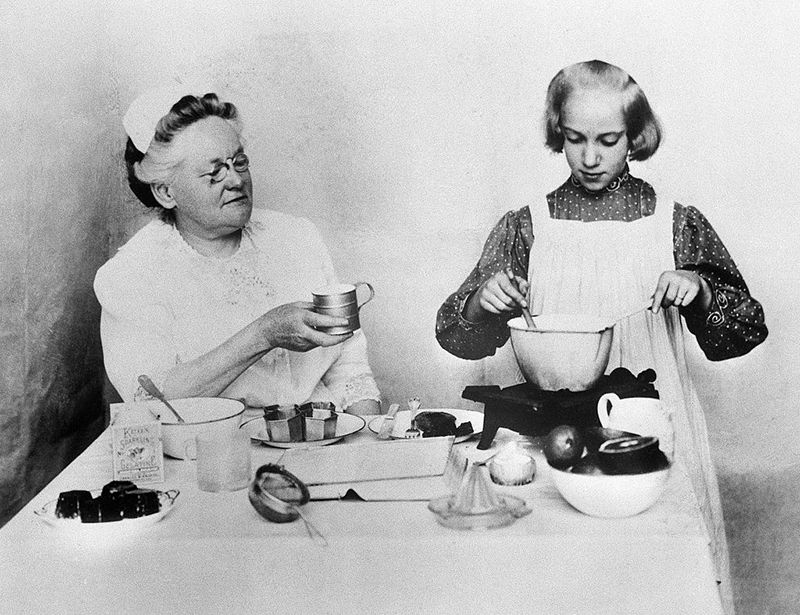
top-left (110, 403), bottom-right (165, 484)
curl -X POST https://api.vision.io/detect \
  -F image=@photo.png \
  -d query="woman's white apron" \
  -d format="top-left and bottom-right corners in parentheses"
top-left (519, 194), bottom-right (733, 613)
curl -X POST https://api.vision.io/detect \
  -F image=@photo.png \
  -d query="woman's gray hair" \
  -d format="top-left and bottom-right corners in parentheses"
top-left (543, 60), bottom-right (662, 161)
top-left (125, 93), bottom-right (241, 223)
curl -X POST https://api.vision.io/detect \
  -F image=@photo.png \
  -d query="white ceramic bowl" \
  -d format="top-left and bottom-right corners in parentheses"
top-left (549, 462), bottom-right (670, 518)
top-left (159, 397), bottom-right (245, 459)
top-left (508, 314), bottom-right (613, 391)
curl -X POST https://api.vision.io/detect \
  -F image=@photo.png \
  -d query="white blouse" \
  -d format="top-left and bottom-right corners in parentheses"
top-left (94, 208), bottom-right (381, 409)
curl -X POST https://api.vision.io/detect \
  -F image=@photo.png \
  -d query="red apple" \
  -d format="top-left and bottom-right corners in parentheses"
top-left (544, 425), bottom-right (585, 469)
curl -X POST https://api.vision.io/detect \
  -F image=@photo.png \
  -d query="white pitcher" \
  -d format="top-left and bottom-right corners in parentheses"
top-left (596, 393), bottom-right (674, 460)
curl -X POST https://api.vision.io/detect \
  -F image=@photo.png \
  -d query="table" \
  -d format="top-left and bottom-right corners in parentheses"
top-left (0, 414), bottom-right (724, 615)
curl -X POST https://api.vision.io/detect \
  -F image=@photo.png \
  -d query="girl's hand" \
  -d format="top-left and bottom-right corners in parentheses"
top-left (464, 268), bottom-right (529, 321)
top-left (651, 270), bottom-right (712, 314)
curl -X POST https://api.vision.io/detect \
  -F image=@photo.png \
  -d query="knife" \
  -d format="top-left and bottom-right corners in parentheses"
top-left (377, 403), bottom-right (401, 439)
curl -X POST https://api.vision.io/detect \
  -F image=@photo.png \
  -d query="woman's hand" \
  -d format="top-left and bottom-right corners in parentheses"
top-left (651, 270), bottom-right (712, 314)
top-left (463, 268), bottom-right (529, 322)
top-left (258, 302), bottom-right (352, 351)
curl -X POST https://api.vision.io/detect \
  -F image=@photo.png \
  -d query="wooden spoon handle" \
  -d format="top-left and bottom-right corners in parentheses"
top-left (521, 305), bottom-right (537, 329)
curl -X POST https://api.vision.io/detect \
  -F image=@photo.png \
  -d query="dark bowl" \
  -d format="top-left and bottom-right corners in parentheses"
top-left (597, 436), bottom-right (670, 475)
top-left (583, 426), bottom-right (639, 455)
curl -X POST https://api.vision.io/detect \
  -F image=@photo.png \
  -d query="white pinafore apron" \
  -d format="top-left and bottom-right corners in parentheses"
top-left (526, 194), bottom-right (733, 613)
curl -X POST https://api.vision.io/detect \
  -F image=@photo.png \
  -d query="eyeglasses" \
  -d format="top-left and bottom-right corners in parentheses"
top-left (204, 152), bottom-right (250, 184)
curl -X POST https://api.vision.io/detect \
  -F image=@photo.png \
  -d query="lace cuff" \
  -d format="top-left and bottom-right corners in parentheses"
top-left (336, 373), bottom-right (381, 410)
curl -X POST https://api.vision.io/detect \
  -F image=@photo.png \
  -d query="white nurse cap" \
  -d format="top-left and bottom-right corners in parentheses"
top-left (123, 82), bottom-right (213, 153)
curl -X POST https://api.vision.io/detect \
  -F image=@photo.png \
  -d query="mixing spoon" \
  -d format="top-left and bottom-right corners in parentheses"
top-left (521, 305), bottom-right (537, 330)
top-left (137, 374), bottom-right (186, 423)
top-left (505, 268), bottom-right (536, 329)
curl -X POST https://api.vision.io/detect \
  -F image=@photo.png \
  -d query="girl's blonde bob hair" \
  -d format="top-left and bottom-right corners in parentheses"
top-left (544, 60), bottom-right (662, 161)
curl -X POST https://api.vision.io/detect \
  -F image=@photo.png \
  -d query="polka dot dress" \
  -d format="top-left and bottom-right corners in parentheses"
top-left (436, 170), bottom-right (768, 361)
top-left (549, 170), bottom-right (656, 222)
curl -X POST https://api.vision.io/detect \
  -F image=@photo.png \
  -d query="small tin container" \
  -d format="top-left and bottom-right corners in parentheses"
top-left (311, 282), bottom-right (374, 335)
top-left (298, 402), bottom-right (338, 441)
top-left (264, 405), bottom-right (304, 442)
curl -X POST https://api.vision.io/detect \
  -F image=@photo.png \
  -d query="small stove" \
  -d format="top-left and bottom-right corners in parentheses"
top-left (462, 368), bottom-right (658, 450)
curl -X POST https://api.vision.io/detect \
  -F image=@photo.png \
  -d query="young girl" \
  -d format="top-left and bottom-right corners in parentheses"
top-left (436, 60), bottom-right (767, 613)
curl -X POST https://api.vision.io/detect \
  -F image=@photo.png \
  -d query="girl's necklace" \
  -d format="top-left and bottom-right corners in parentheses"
top-left (570, 169), bottom-right (630, 194)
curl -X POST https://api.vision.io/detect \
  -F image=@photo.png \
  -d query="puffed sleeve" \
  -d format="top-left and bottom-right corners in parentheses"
top-left (302, 222), bottom-right (381, 409)
top-left (94, 255), bottom-right (178, 402)
top-left (321, 330), bottom-right (381, 409)
top-left (435, 206), bottom-right (534, 359)
top-left (673, 202), bottom-right (768, 360)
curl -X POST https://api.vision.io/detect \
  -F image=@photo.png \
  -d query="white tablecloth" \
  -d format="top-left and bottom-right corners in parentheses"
top-left (0, 415), bottom-right (723, 615)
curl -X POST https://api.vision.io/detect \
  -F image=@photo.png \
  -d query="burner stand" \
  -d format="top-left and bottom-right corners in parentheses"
top-left (462, 368), bottom-right (658, 450)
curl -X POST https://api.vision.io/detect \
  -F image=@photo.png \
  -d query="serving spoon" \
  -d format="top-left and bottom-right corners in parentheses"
top-left (137, 374), bottom-right (186, 423)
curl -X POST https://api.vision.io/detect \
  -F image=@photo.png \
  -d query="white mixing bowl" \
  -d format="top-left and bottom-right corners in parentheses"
top-left (159, 397), bottom-right (245, 459)
top-left (508, 314), bottom-right (613, 391)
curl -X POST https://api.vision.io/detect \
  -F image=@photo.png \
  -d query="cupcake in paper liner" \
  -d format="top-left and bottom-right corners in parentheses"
top-left (488, 441), bottom-right (537, 486)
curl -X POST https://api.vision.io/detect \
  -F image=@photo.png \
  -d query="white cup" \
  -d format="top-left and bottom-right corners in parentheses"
top-left (188, 430), bottom-right (252, 492)
top-left (596, 393), bottom-right (674, 460)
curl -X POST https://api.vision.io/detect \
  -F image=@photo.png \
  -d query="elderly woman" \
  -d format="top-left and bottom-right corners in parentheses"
top-left (94, 87), bottom-right (381, 415)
